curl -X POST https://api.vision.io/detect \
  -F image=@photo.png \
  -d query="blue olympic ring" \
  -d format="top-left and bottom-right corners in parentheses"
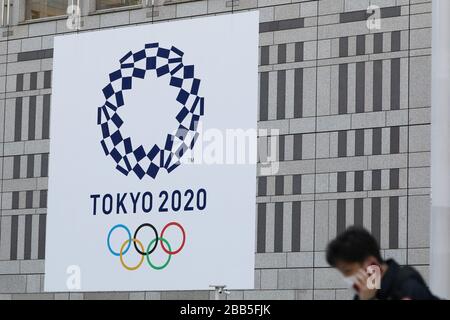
top-left (107, 224), bottom-right (132, 257)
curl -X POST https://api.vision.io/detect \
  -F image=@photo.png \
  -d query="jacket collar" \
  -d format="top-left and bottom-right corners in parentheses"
top-left (376, 259), bottom-right (398, 300)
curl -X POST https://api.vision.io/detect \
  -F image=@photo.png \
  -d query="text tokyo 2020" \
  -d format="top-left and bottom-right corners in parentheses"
top-left (89, 189), bottom-right (207, 215)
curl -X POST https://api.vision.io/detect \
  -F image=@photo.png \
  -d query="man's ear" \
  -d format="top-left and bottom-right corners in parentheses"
top-left (361, 257), bottom-right (377, 273)
top-left (364, 256), bottom-right (380, 268)
top-left (365, 260), bottom-right (382, 290)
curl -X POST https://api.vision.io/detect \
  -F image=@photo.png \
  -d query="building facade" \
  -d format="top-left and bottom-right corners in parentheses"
top-left (0, 0), bottom-right (431, 299)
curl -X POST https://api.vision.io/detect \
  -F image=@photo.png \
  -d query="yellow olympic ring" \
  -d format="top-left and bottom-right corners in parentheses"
top-left (119, 238), bottom-right (145, 271)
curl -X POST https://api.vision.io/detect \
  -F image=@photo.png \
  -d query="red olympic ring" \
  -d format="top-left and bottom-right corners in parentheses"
top-left (160, 222), bottom-right (186, 255)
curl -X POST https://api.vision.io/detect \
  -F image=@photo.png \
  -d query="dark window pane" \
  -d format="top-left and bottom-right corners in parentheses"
top-left (26, 0), bottom-right (67, 20)
top-left (96, 0), bottom-right (141, 10)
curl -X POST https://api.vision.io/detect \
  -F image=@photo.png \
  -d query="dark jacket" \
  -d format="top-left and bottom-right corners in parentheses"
top-left (354, 259), bottom-right (440, 300)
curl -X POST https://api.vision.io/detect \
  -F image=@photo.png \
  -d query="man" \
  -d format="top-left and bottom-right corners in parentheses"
top-left (326, 226), bottom-right (439, 300)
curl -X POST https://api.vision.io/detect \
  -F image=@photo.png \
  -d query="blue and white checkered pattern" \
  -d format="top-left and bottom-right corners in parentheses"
top-left (97, 43), bottom-right (205, 179)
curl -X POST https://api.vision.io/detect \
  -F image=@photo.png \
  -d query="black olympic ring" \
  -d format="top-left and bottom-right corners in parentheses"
top-left (133, 223), bottom-right (159, 256)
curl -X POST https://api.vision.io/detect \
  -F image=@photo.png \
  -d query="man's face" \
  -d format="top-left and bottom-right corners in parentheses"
top-left (335, 257), bottom-right (382, 297)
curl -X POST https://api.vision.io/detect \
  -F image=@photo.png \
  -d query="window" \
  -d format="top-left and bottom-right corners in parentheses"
top-left (25, 0), bottom-right (68, 20)
top-left (96, 0), bottom-right (141, 10)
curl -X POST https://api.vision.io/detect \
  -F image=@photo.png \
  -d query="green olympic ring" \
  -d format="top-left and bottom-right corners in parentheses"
top-left (146, 237), bottom-right (172, 270)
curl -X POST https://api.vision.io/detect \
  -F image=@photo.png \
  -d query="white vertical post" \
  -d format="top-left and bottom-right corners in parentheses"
top-left (1, 0), bottom-right (5, 27)
top-left (6, 0), bottom-right (9, 25)
top-left (431, 0), bottom-right (450, 300)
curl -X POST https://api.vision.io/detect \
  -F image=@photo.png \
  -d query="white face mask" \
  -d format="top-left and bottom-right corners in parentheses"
top-left (343, 275), bottom-right (358, 294)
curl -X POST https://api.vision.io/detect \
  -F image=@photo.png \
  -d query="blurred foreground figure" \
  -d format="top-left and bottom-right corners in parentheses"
top-left (326, 227), bottom-right (439, 300)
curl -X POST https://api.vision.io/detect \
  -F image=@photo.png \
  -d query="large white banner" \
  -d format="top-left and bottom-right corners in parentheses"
top-left (45, 12), bottom-right (258, 292)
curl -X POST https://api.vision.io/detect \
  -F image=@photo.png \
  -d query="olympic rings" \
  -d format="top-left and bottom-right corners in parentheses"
top-left (107, 222), bottom-right (185, 271)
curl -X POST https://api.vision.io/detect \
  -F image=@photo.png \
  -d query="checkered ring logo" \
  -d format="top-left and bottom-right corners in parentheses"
top-left (97, 43), bottom-right (205, 179)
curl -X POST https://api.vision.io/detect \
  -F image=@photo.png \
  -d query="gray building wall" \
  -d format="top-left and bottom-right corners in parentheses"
top-left (0, 0), bottom-right (431, 300)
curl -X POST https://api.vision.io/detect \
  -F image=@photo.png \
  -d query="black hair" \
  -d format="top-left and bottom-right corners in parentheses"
top-left (326, 226), bottom-right (383, 267)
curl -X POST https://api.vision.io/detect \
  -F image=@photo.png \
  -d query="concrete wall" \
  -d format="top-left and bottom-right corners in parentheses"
top-left (0, 0), bottom-right (432, 300)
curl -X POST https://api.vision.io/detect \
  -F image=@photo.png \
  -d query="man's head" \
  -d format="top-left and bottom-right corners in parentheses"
top-left (326, 226), bottom-right (383, 277)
